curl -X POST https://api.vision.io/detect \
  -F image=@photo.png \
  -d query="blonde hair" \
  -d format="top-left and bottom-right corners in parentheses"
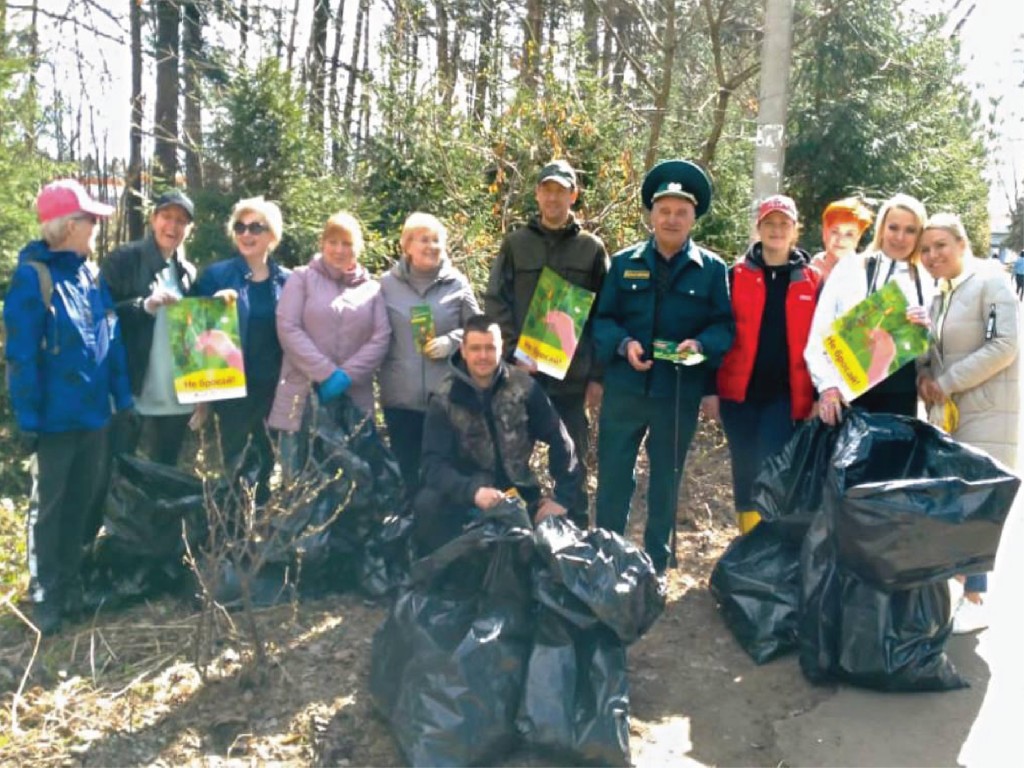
top-left (923, 212), bottom-right (974, 259)
top-left (400, 212), bottom-right (447, 254)
top-left (321, 211), bottom-right (364, 255)
top-left (227, 196), bottom-right (284, 250)
top-left (869, 193), bottom-right (927, 261)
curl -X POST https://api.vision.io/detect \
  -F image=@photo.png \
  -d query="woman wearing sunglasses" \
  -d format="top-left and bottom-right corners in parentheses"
top-left (193, 196), bottom-right (291, 502)
top-left (268, 211), bottom-right (389, 472)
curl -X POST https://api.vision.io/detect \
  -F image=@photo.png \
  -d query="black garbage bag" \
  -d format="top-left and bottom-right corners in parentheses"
top-left (358, 513), bottom-right (415, 600)
top-left (370, 500), bottom-right (535, 767)
top-left (532, 515), bottom-right (665, 645)
top-left (101, 454), bottom-right (206, 559)
top-left (797, 413), bottom-right (980, 691)
top-left (750, 418), bottom-right (840, 541)
top-left (799, 507), bottom-right (965, 691)
top-left (80, 455), bottom-right (206, 608)
top-left (516, 610), bottom-right (630, 768)
top-left (830, 411), bottom-right (1019, 590)
top-left (708, 521), bottom-right (801, 664)
top-left (255, 397), bottom-right (407, 597)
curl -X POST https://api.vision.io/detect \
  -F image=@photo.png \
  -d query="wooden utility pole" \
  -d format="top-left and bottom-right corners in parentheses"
top-left (751, 0), bottom-right (794, 232)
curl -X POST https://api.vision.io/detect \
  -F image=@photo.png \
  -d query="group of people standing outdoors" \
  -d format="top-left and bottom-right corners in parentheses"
top-left (5, 157), bottom-right (1020, 637)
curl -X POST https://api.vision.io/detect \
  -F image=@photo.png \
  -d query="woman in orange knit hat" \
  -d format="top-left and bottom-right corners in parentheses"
top-left (810, 197), bottom-right (874, 282)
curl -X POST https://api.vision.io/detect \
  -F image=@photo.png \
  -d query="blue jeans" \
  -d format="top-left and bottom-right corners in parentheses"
top-left (719, 396), bottom-right (795, 511)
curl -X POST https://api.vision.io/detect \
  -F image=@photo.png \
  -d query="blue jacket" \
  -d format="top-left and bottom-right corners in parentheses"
top-left (594, 237), bottom-right (734, 399)
top-left (4, 240), bottom-right (133, 432)
top-left (191, 254), bottom-right (291, 348)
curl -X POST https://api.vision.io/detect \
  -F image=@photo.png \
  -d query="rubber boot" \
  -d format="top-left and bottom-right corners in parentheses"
top-left (737, 510), bottom-right (761, 534)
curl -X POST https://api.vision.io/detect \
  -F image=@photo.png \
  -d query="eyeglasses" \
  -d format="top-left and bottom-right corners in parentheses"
top-left (74, 214), bottom-right (98, 225)
top-left (233, 220), bottom-right (268, 236)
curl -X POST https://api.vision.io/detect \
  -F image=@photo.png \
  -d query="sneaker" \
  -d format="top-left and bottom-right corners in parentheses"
top-left (32, 600), bottom-right (62, 637)
top-left (952, 597), bottom-right (989, 635)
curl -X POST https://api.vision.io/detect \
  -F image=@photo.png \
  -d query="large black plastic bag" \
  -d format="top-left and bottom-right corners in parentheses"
top-left (750, 418), bottom-right (840, 541)
top-left (708, 522), bottom-right (801, 664)
top-left (797, 411), bottom-right (984, 691)
top-left (531, 515), bottom-right (665, 644)
top-left (517, 611), bottom-right (630, 767)
top-left (102, 454), bottom-right (207, 559)
top-left (80, 455), bottom-right (207, 607)
top-left (358, 513), bottom-right (415, 599)
top-left (799, 507), bottom-right (964, 691)
top-left (369, 501), bottom-right (535, 767)
top-left (830, 412), bottom-right (1019, 591)
top-left (257, 397), bottom-right (407, 598)
top-left (517, 516), bottom-right (662, 767)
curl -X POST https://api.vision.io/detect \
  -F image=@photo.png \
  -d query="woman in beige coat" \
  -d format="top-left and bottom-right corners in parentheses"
top-left (917, 212), bottom-right (1020, 633)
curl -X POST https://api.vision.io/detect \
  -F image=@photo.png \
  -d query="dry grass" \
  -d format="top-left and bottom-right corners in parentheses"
top-left (0, 417), bottom-right (737, 766)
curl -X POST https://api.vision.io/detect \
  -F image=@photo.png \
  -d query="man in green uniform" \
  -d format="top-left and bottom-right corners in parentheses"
top-left (593, 159), bottom-right (734, 573)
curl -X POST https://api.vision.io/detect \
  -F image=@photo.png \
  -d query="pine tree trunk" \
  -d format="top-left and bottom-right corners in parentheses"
top-left (307, 0), bottom-right (330, 143)
top-left (182, 0), bottom-right (203, 191)
top-left (582, 0), bottom-right (600, 70)
top-left (329, 0), bottom-right (347, 172)
top-left (340, 0), bottom-right (367, 171)
top-left (472, 0), bottom-right (493, 123)
top-left (153, 0), bottom-right (180, 190)
top-left (644, 0), bottom-right (677, 171)
top-left (127, 0), bottom-right (145, 240)
top-left (522, 0), bottom-right (543, 89)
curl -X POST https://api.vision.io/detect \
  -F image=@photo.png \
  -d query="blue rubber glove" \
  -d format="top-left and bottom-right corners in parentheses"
top-left (317, 368), bottom-right (351, 403)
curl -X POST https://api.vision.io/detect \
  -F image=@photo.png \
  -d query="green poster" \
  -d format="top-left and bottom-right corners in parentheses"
top-left (823, 280), bottom-right (929, 401)
top-left (166, 297), bottom-right (248, 404)
top-left (514, 266), bottom-right (596, 380)
top-left (410, 304), bottom-right (436, 355)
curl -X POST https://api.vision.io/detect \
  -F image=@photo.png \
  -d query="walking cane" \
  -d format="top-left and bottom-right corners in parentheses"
top-left (669, 362), bottom-right (682, 569)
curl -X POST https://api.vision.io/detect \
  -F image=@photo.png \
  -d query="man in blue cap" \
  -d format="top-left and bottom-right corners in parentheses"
top-left (100, 189), bottom-right (197, 466)
top-left (593, 159), bottom-right (734, 573)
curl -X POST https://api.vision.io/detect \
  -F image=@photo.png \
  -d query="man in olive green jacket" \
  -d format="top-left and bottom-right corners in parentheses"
top-left (484, 159), bottom-right (609, 528)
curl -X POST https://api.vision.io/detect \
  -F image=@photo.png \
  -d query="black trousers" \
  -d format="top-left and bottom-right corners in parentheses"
top-left (547, 392), bottom-right (591, 528)
top-left (382, 406), bottom-right (426, 498)
top-left (213, 378), bottom-right (277, 504)
top-left (412, 486), bottom-right (475, 557)
top-left (33, 427), bottom-right (109, 604)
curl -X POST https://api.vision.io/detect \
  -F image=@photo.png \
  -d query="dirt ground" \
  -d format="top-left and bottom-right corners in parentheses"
top-left (0, 419), bottom-right (832, 767)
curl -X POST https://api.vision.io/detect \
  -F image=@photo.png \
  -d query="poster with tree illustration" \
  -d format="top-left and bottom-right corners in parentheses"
top-left (823, 280), bottom-right (929, 401)
top-left (166, 297), bottom-right (248, 404)
top-left (514, 266), bottom-right (596, 380)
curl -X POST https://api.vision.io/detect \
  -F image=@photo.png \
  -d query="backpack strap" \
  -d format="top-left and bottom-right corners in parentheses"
top-left (26, 260), bottom-right (53, 311)
top-left (26, 259), bottom-right (57, 354)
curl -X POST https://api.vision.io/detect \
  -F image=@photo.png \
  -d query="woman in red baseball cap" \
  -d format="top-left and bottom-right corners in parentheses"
top-left (3, 179), bottom-right (131, 636)
top-left (703, 194), bottom-right (821, 534)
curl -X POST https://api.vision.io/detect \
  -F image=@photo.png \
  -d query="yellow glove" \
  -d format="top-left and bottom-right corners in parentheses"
top-left (942, 399), bottom-right (959, 434)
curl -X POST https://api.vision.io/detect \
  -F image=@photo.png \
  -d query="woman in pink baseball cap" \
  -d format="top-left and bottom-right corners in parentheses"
top-left (3, 179), bottom-right (131, 636)
top-left (703, 194), bottom-right (821, 534)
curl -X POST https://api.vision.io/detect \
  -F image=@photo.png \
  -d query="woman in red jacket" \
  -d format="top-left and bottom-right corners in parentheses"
top-left (703, 195), bottom-right (820, 533)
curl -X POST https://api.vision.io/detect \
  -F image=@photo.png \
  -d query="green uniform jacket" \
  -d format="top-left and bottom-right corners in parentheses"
top-left (484, 214), bottom-right (609, 396)
top-left (594, 237), bottom-right (733, 399)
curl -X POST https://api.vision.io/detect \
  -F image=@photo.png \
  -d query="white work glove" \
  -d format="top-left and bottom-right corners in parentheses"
top-left (423, 336), bottom-right (454, 360)
top-left (143, 287), bottom-right (180, 315)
